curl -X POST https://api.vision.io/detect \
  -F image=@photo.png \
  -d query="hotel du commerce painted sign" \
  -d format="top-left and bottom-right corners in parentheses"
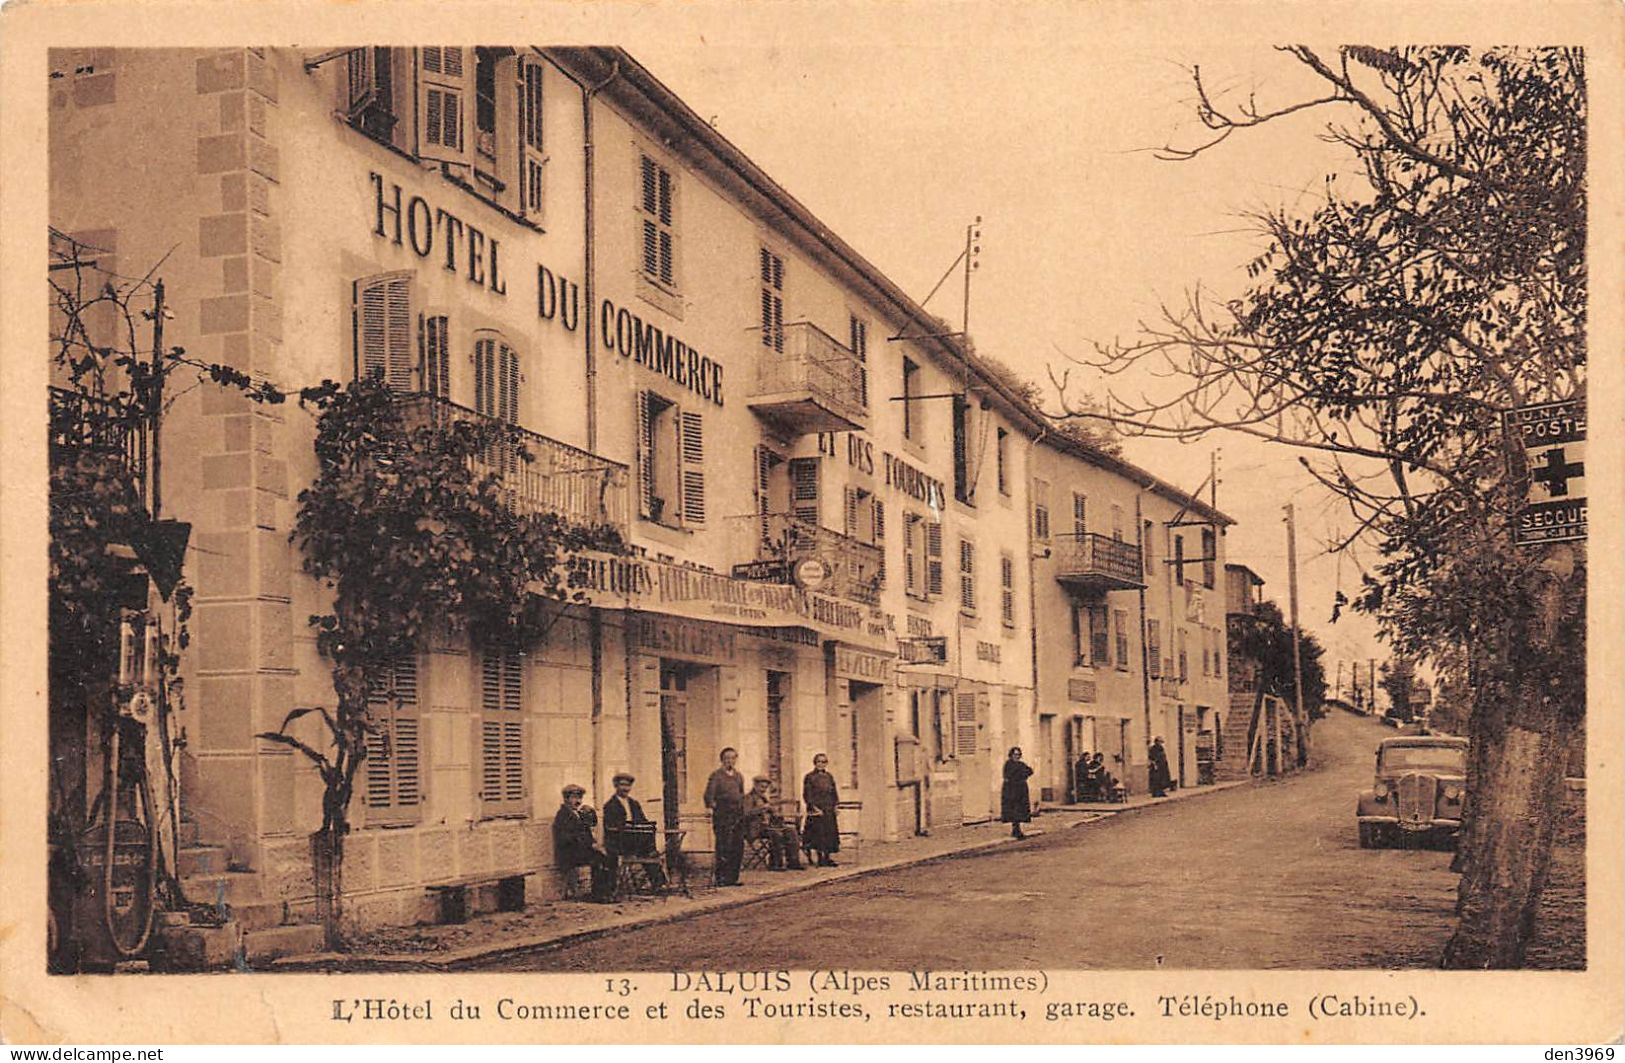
top-left (369, 173), bottom-right (724, 408)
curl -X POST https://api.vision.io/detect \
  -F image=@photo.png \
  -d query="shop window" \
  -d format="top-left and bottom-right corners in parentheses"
top-left (635, 390), bottom-right (705, 527)
top-left (479, 645), bottom-right (526, 818)
top-left (353, 271), bottom-right (416, 391)
top-left (640, 154), bottom-right (678, 290)
top-left (363, 654), bottom-right (422, 826)
top-left (759, 247), bottom-right (785, 351)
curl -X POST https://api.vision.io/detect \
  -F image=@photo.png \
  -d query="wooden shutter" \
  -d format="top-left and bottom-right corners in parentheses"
top-left (1148, 619), bottom-right (1163, 678)
top-left (1114, 609), bottom-right (1130, 668)
top-left (1073, 492), bottom-right (1087, 538)
top-left (480, 647), bottom-right (526, 817)
top-left (872, 498), bottom-right (886, 586)
top-left (843, 486), bottom-right (861, 539)
top-left (474, 336), bottom-right (494, 416)
top-left (759, 248), bottom-right (784, 351)
top-left (364, 655), bottom-right (422, 825)
top-left (1034, 479), bottom-right (1050, 541)
top-left (678, 409), bottom-right (705, 525)
top-left (926, 520), bottom-right (944, 598)
top-left (903, 513), bottom-right (920, 595)
top-left (354, 273), bottom-right (414, 390)
top-left (423, 314), bottom-right (450, 398)
top-left (1071, 605), bottom-right (1084, 665)
top-left (959, 538), bottom-right (976, 613)
top-left (789, 457), bottom-right (819, 525)
top-left (850, 315), bottom-right (868, 406)
top-left (955, 692), bottom-right (978, 758)
top-left (634, 390), bottom-right (654, 519)
top-left (417, 47), bottom-right (469, 166)
top-left (1000, 554), bottom-right (1015, 625)
top-left (518, 59), bottom-right (546, 219)
top-left (639, 155), bottom-right (675, 287)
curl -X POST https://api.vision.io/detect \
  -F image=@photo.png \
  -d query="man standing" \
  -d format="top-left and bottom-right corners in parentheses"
top-left (602, 772), bottom-right (665, 889)
top-left (703, 747), bottom-right (746, 886)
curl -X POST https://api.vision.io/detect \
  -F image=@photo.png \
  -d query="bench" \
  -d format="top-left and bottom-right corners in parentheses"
top-left (425, 873), bottom-right (526, 924)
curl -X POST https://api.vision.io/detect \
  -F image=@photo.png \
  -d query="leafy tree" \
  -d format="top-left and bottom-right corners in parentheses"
top-left (1065, 47), bottom-right (1584, 967)
top-left (274, 377), bottom-right (624, 947)
top-left (1379, 656), bottom-right (1420, 722)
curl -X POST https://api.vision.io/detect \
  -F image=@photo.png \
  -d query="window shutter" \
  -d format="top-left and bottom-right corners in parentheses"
top-left (1090, 606), bottom-right (1110, 667)
top-left (955, 692), bottom-right (978, 758)
top-left (364, 655), bottom-right (422, 825)
top-left (926, 521), bottom-right (944, 598)
top-left (843, 486), bottom-right (860, 539)
top-left (1148, 620), bottom-right (1163, 678)
top-left (632, 391), bottom-right (654, 519)
top-left (417, 47), bottom-right (470, 166)
top-left (518, 60), bottom-right (546, 219)
top-left (1001, 555), bottom-right (1015, 625)
top-left (789, 457), bottom-right (819, 525)
top-left (1114, 609), bottom-right (1130, 668)
top-left (480, 647), bottom-right (526, 817)
top-left (759, 248), bottom-right (784, 352)
top-left (903, 513), bottom-right (920, 596)
top-left (423, 314), bottom-right (450, 398)
top-left (1071, 605), bottom-right (1083, 665)
top-left (959, 540), bottom-right (972, 611)
top-left (500, 342), bottom-right (519, 425)
top-left (872, 498), bottom-right (886, 586)
top-left (678, 409), bottom-right (706, 525)
top-left (354, 273), bottom-right (415, 390)
top-left (1073, 493), bottom-right (1087, 538)
top-left (474, 336), bottom-right (493, 416)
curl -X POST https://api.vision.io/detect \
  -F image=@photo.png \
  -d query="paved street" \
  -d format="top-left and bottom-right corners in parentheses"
top-left (484, 712), bottom-right (1462, 971)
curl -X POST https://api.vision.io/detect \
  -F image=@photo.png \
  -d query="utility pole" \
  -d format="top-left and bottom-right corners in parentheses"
top-left (1283, 503), bottom-right (1307, 761)
top-left (962, 216), bottom-right (981, 339)
top-left (149, 280), bottom-right (165, 519)
top-left (1336, 659), bottom-right (1344, 702)
top-left (1370, 658), bottom-right (1378, 713)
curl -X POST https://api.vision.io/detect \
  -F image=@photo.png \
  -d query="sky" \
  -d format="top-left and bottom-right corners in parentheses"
top-left (622, 18), bottom-right (1390, 690)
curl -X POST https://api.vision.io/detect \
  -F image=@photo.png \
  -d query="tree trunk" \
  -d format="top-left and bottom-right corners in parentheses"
top-left (311, 827), bottom-right (344, 951)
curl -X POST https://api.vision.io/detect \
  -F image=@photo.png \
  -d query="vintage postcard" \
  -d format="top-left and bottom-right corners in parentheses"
top-left (1, 0), bottom-right (1620, 1047)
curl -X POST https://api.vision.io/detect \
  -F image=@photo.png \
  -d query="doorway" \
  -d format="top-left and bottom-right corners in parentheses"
top-left (765, 670), bottom-right (789, 792)
top-left (658, 664), bottom-right (688, 831)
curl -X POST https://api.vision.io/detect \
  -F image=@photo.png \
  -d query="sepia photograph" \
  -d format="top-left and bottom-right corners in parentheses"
top-left (4, 0), bottom-right (1620, 1046)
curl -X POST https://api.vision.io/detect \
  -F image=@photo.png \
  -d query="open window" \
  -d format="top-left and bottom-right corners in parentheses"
top-left (346, 47), bottom-right (398, 146)
top-left (636, 390), bottom-right (705, 527)
top-left (417, 47), bottom-right (470, 167)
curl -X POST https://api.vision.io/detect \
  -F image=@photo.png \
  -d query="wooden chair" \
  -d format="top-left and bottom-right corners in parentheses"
top-left (836, 799), bottom-right (863, 865)
top-left (610, 823), bottom-right (667, 900)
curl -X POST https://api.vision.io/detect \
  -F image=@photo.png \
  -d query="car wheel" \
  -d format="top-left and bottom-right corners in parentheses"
top-left (1358, 823), bottom-right (1381, 849)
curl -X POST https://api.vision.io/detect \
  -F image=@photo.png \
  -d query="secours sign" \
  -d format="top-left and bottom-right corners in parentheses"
top-left (1505, 399), bottom-right (1586, 546)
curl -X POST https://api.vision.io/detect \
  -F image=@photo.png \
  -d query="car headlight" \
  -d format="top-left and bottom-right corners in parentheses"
top-left (1442, 784), bottom-right (1463, 801)
top-left (1373, 781), bottom-right (1390, 799)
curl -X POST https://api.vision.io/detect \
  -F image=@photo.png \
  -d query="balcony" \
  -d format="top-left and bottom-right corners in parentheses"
top-left (50, 386), bottom-right (149, 505)
top-left (728, 512), bottom-right (882, 606)
top-left (1053, 532), bottom-right (1144, 591)
top-left (399, 395), bottom-right (629, 530)
top-left (747, 321), bottom-right (868, 434)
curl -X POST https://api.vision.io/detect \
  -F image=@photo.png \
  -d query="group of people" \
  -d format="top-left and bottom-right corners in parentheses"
top-left (997, 736), bottom-right (1178, 841)
top-left (703, 748), bottom-right (843, 886)
top-left (550, 749), bottom-right (844, 901)
top-left (1072, 751), bottom-right (1120, 803)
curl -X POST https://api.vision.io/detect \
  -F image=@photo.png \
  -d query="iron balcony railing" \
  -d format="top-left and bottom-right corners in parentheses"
top-left (1053, 532), bottom-right (1144, 589)
top-left (750, 321), bottom-right (868, 427)
top-left (728, 511), bottom-right (882, 606)
top-left (49, 386), bottom-right (149, 504)
top-left (398, 394), bottom-right (629, 530)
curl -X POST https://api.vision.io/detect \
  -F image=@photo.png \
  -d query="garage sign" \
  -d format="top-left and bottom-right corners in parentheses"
top-left (1504, 399), bottom-right (1586, 546)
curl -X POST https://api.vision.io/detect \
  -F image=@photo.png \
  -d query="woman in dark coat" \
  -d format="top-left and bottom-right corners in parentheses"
top-left (1001, 747), bottom-right (1034, 839)
top-left (801, 753), bottom-right (841, 866)
top-left (1148, 737), bottom-right (1173, 797)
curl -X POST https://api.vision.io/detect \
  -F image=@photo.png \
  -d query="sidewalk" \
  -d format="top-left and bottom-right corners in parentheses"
top-left (273, 779), bottom-right (1249, 971)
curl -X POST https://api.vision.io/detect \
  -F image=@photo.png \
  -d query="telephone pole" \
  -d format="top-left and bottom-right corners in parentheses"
top-left (1283, 503), bottom-right (1307, 761)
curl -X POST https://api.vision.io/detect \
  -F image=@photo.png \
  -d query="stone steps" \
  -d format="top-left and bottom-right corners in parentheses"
top-left (243, 923), bottom-right (327, 965)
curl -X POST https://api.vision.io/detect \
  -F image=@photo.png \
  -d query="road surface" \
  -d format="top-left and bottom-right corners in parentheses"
top-left (482, 712), bottom-right (1462, 970)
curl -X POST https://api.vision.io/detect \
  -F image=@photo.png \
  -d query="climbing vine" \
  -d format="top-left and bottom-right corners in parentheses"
top-left (266, 376), bottom-right (624, 944)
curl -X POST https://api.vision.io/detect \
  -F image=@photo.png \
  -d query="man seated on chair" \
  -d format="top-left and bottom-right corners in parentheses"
top-left (744, 775), bottom-right (804, 871)
top-left (552, 784), bottom-right (614, 903)
top-left (602, 771), bottom-right (665, 889)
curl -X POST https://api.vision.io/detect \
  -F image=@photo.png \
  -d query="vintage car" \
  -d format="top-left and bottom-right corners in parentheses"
top-left (1356, 735), bottom-right (1469, 848)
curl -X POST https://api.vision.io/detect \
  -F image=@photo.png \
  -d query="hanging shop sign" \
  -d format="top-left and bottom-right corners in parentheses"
top-left (1504, 399), bottom-right (1586, 546)
top-left (898, 636), bottom-right (948, 665)
top-left (792, 557), bottom-right (832, 591)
